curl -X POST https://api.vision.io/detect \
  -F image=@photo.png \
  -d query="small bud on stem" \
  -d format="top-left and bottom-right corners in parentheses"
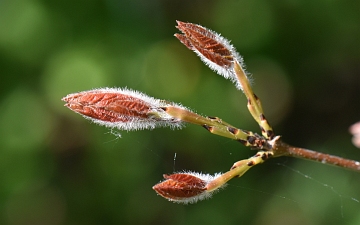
top-left (63, 88), bottom-right (271, 149)
top-left (175, 21), bottom-right (249, 91)
top-left (153, 151), bottom-right (274, 204)
top-left (62, 88), bottom-right (185, 132)
top-left (152, 172), bottom-right (225, 204)
top-left (175, 21), bottom-right (274, 139)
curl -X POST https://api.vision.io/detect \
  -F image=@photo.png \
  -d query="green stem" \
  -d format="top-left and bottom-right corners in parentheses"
top-left (234, 61), bottom-right (274, 139)
top-left (164, 106), bottom-right (271, 149)
top-left (206, 151), bottom-right (273, 192)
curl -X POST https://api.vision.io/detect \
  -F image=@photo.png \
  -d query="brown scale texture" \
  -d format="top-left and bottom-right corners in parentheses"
top-left (63, 92), bottom-right (151, 122)
top-left (153, 174), bottom-right (206, 200)
top-left (175, 21), bottom-right (233, 67)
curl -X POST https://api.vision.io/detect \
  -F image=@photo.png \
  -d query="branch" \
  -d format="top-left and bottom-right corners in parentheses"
top-left (62, 20), bottom-right (360, 204)
top-left (272, 140), bottom-right (360, 171)
top-left (174, 20), bottom-right (360, 173)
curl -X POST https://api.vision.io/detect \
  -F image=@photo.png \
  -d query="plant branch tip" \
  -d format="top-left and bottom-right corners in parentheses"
top-left (61, 20), bottom-right (360, 206)
top-left (175, 21), bottom-right (249, 91)
top-left (153, 172), bottom-right (225, 204)
top-left (62, 88), bottom-right (186, 132)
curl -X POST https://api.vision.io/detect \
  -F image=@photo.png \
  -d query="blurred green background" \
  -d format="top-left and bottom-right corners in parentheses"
top-left (1, 0), bottom-right (360, 224)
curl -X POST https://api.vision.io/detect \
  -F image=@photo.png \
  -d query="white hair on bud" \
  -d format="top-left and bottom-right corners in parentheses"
top-left (189, 24), bottom-right (252, 91)
top-left (170, 171), bottom-right (226, 204)
top-left (64, 87), bottom-right (187, 132)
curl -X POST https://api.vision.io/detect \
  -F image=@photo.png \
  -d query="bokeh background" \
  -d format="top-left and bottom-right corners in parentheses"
top-left (1, 0), bottom-right (360, 224)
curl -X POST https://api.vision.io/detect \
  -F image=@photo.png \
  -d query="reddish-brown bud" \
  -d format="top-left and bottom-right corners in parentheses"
top-left (175, 21), bottom-right (249, 90)
top-left (175, 21), bottom-right (234, 68)
top-left (62, 88), bottom-right (185, 132)
top-left (153, 172), bottom-right (224, 204)
top-left (63, 91), bottom-right (149, 123)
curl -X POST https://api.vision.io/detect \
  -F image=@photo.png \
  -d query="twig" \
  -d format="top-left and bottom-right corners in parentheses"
top-left (272, 140), bottom-right (360, 171)
top-left (62, 20), bottom-right (360, 204)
